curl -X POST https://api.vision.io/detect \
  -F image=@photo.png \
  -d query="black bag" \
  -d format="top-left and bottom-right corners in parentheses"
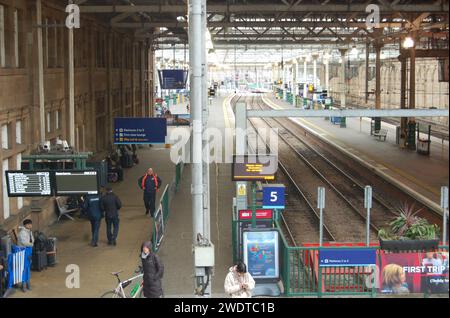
top-left (31, 250), bottom-right (47, 271)
top-left (33, 232), bottom-right (48, 252)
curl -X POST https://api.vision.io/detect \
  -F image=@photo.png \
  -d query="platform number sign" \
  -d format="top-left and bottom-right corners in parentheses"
top-left (262, 185), bottom-right (285, 209)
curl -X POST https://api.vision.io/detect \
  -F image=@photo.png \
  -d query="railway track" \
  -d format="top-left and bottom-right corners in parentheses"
top-left (234, 94), bottom-right (443, 245)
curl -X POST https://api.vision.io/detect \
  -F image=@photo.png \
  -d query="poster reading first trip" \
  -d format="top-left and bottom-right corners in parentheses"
top-left (379, 251), bottom-right (449, 295)
top-left (243, 231), bottom-right (279, 279)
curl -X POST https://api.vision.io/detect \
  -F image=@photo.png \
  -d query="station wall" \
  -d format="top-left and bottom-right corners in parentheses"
top-left (0, 0), bottom-right (155, 230)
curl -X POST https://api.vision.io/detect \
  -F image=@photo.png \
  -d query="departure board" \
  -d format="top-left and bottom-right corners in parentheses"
top-left (232, 155), bottom-right (278, 181)
top-left (54, 170), bottom-right (99, 195)
top-left (6, 171), bottom-right (52, 197)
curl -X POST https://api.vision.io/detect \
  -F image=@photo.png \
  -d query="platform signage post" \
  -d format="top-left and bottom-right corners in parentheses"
top-left (441, 186), bottom-right (448, 245)
top-left (364, 186), bottom-right (373, 247)
top-left (317, 187), bottom-right (325, 246)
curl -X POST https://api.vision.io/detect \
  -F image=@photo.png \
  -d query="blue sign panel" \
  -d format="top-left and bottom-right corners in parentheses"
top-left (158, 69), bottom-right (188, 90)
top-left (262, 185), bottom-right (285, 209)
top-left (114, 118), bottom-right (167, 144)
top-left (243, 230), bottom-right (279, 279)
top-left (319, 249), bottom-right (377, 267)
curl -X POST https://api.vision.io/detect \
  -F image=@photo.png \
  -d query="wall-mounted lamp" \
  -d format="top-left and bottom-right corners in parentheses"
top-left (403, 36), bottom-right (415, 49)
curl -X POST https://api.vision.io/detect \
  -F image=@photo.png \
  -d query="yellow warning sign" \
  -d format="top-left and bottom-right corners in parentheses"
top-left (237, 184), bottom-right (247, 196)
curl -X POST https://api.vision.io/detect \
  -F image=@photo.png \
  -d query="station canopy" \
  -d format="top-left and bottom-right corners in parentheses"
top-left (79, 0), bottom-right (449, 65)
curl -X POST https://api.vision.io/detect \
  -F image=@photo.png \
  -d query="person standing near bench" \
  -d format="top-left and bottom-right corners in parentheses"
top-left (100, 187), bottom-right (122, 246)
top-left (138, 168), bottom-right (162, 217)
top-left (83, 193), bottom-right (103, 247)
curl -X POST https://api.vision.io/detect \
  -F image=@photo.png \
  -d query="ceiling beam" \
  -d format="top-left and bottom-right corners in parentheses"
top-left (80, 4), bottom-right (448, 14)
top-left (111, 21), bottom-right (409, 28)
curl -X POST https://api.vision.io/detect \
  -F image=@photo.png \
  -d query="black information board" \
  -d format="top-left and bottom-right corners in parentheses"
top-left (5, 171), bottom-right (52, 197)
top-left (54, 170), bottom-right (99, 195)
top-left (232, 155), bottom-right (278, 181)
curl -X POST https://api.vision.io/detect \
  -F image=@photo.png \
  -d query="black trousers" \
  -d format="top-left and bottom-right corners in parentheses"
top-left (143, 192), bottom-right (157, 217)
top-left (105, 217), bottom-right (120, 243)
top-left (90, 219), bottom-right (101, 244)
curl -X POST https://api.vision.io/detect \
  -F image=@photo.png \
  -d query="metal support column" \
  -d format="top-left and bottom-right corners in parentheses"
top-left (312, 54), bottom-right (319, 89)
top-left (68, 0), bottom-right (75, 148)
top-left (339, 49), bottom-right (347, 108)
top-left (365, 42), bottom-right (369, 104)
top-left (375, 42), bottom-right (383, 110)
top-left (303, 57), bottom-right (308, 98)
top-left (407, 32), bottom-right (417, 150)
top-left (325, 56), bottom-right (329, 93)
top-left (189, 0), bottom-right (212, 298)
top-left (36, 0), bottom-right (45, 144)
top-left (399, 50), bottom-right (408, 148)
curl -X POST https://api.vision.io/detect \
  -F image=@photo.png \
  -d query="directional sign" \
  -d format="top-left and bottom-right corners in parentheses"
top-left (114, 118), bottom-right (167, 144)
top-left (262, 185), bottom-right (285, 209)
top-left (319, 249), bottom-right (377, 267)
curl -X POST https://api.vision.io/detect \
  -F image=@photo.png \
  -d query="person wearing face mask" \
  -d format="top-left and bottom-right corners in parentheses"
top-left (140, 241), bottom-right (164, 298)
top-left (224, 260), bottom-right (255, 298)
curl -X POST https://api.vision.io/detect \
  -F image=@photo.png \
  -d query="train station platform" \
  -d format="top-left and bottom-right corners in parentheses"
top-left (9, 95), bottom-right (235, 298)
top-left (263, 93), bottom-right (449, 209)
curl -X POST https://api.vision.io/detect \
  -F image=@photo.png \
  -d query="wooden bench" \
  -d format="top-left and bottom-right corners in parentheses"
top-left (373, 129), bottom-right (388, 141)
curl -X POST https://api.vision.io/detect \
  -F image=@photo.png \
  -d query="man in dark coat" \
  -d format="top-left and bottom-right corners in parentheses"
top-left (138, 168), bottom-right (162, 217)
top-left (100, 187), bottom-right (122, 246)
top-left (83, 193), bottom-right (103, 247)
top-left (140, 241), bottom-right (164, 298)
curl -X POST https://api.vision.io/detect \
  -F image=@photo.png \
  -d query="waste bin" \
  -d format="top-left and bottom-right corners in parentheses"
top-left (417, 139), bottom-right (431, 155)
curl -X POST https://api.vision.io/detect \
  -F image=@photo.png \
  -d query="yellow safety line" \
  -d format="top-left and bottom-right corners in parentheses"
top-left (263, 94), bottom-right (441, 197)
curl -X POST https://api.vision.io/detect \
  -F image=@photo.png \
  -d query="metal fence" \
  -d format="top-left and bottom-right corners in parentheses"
top-left (151, 157), bottom-right (185, 252)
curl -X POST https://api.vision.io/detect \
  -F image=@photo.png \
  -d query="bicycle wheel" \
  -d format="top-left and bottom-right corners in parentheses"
top-left (100, 290), bottom-right (124, 298)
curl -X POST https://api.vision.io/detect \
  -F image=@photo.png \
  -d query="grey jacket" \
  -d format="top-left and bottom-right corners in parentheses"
top-left (17, 226), bottom-right (34, 247)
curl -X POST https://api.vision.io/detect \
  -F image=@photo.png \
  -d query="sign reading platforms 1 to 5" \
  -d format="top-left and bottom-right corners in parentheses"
top-left (232, 155), bottom-right (278, 181)
top-left (114, 118), bottom-right (167, 144)
top-left (262, 184), bottom-right (285, 209)
top-left (319, 249), bottom-right (377, 267)
top-left (5, 171), bottom-right (52, 197)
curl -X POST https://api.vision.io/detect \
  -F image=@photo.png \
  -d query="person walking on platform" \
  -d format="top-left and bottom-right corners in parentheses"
top-left (224, 261), bottom-right (255, 298)
top-left (83, 193), bottom-right (104, 247)
top-left (140, 241), bottom-right (164, 298)
top-left (100, 187), bottom-right (122, 246)
top-left (138, 168), bottom-right (162, 217)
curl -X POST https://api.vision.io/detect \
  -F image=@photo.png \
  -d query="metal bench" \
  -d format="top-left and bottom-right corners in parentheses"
top-left (373, 129), bottom-right (388, 141)
top-left (56, 197), bottom-right (79, 221)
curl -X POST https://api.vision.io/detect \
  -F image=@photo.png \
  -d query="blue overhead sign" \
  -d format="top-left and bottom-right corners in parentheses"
top-left (114, 118), bottom-right (167, 144)
top-left (319, 249), bottom-right (377, 267)
top-left (158, 69), bottom-right (188, 90)
top-left (262, 185), bottom-right (285, 209)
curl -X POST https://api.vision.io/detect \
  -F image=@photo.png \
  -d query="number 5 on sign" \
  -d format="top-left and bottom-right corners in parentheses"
top-left (263, 185), bottom-right (285, 209)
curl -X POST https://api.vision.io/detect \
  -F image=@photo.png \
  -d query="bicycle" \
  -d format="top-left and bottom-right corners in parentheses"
top-left (100, 267), bottom-right (144, 298)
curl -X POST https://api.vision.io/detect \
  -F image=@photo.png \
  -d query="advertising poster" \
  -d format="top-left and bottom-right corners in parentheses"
top-left (379, 251), bottom-right (449, 294)
top-left (243, 230), bottom-right (279, 279)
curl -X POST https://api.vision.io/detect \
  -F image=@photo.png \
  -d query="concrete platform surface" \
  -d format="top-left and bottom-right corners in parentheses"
top-left (9, 95), bottom-right (235, 298)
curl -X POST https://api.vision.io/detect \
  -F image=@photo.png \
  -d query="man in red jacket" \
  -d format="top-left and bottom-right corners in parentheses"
top-left (138, 168), bottom-right (162, 217)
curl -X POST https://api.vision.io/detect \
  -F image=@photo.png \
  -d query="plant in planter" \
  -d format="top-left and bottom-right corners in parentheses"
top-left (378, 202), bottom-right (440, 251)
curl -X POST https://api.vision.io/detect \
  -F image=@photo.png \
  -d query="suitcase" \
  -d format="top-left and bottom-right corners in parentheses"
top-left (46, 238), bottom-right (57, 267)
top-left (31, 250), bottom-right (47, 271)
